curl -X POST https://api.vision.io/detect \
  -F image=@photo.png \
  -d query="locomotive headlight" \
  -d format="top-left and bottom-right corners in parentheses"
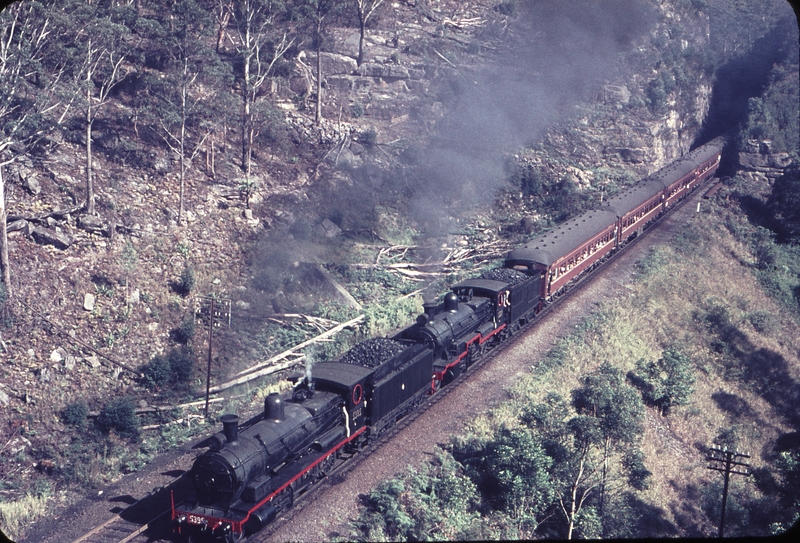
top-left (177, 515), bottom-right (187, 524)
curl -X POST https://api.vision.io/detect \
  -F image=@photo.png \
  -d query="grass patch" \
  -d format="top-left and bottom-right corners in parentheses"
top-left (0, 491), bottom-right (51, 541)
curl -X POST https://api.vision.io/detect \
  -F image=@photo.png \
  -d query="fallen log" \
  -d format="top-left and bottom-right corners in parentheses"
top-left (201, 315), bottom-right (366, 395)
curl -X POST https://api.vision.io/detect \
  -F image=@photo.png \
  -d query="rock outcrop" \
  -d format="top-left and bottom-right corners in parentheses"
top-left (738, 139), bottom-right (793, 181)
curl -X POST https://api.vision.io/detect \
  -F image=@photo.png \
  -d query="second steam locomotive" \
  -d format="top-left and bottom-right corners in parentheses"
top-left (172, 137), bottom-right (725, 541)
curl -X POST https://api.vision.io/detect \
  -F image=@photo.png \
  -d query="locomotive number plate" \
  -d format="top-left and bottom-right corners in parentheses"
top-left (188, 514), bottom-right (207, 525)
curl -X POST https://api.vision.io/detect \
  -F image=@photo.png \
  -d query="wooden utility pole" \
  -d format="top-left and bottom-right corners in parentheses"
top-left (195, 295), bottom-right (231, 417)
top-left (706, 444), bottom-right (751, 538)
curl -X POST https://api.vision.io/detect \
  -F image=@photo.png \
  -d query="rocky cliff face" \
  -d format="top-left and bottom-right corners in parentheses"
top-left (738, 139), bottom-right (794, 182)
top-left (512, 0), bottom-right (717, 193)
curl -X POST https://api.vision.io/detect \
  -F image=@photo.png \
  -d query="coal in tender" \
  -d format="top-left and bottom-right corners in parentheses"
top-left (339, 338), bottom-right (406, 368)
top-left (479, 268), bottom-right (529, 285)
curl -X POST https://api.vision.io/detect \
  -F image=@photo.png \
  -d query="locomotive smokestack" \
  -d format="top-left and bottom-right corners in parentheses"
top-left (418, 300), bottom-right (438, 324)
top-left (423, 301), bottom-right (438, 317)
top-left (220, 414), bottom-right (239, 443)
top-left (264, 393), bottom-right (285, 421)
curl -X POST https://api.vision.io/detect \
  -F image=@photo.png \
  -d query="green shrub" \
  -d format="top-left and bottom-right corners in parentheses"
top-left (61, 402), bottom-right (89, 430)
top-left (172, 316), bottom-right (196, 344)
top-left (96, 397), bottom-right (139, 440)
top-left (633, 347), bottom-right (696, 416)
top-left (142, 347), bottom-right (195, 389)
top-left (178, 265), bottom-right (196, 295)
top-left (142, 355), bottom-right (171, 388)
top-left (168, 347), bottom-right (196, 384)
top-left (496, 0), bottom-right (516, 16)
top-left (359, 128), bottom-right (378, 148)
top-left (746, 311), bottom-right (775, 334)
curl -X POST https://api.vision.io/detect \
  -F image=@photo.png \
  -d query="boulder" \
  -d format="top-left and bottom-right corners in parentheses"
top-left (616, 147), bottom-right (647, 163)
top-left (6, 435), bottom-right (31, 455)
top-left (319, 218), bottom-right (341, 238)
top-left (358, 63), bottom-right (411, 79)
top-left (85, 355), bottom-right (101, 369)
top-left (603, 84), bottom-right (631, 104)
top-left (301, 51), bottom-right (358, 75)
top-left (19, 168), bottom-right (41, 195)
top-left (35, 366), bottom-right (51, 383)
top-left (738, 151), bottom-right (792, 175)
top-left (6, 219), bottom-right (29, 233)
top-left (31, 226), bottom-right (72, 250)
top-left (78, 214), bottom-right (106, 235)
top-left (50, 348), bottom-right (67, 363)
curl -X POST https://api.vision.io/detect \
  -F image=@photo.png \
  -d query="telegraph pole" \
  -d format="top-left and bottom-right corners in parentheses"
top-left (706, 444), bottom-right (751, 538)
top-left (195, 295), bottom-right (231, 418)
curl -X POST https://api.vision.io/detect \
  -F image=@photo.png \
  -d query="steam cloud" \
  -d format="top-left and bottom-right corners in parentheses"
top-left (407, 0), bottom-right (657, 229)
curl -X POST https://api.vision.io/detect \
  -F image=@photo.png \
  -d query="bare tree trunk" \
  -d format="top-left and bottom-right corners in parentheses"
top-left (315, 33), bottom-right (322, 125)
top-left (179, 111), bottom-right (186, 225)
top-left (357, 18), bottom-right (366, 66)
top-left (178, 61), bottom-right (188, 226)
top-left (86, 101), bottom-right (94, 216)
top-left (0, 165), bottom-right (10, 298)
top-left (599, 436), bottom-right (610, 520)
top-left (216, 0), bottom-right (232, 53)
top-left (242, 59), bottom-right (251, 171)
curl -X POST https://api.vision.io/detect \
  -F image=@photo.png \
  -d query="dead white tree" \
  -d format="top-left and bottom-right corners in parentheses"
top-left (0, 2), bottom-right (67, 297)
top-left (354, 0), bottom-right (385, 66)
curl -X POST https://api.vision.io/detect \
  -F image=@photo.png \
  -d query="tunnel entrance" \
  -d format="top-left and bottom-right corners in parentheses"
top-left (695, 14), bottom-right (797, 158)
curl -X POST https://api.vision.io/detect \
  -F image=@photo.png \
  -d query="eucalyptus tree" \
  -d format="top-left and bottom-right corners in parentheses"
top-left (142, 0), bottom-right (233, 225)
top-left (571, 363), bottom-right (646, 522)
top-left (52, 0), bottom-right (137, 216)
top-left (523, 384), bottom-right (647, 539)
top-left (232, 0), bottom-right (295, 177)
top-left (483, 427), bottom-right (557, 538)
top-left (293, 0), bottom-right (345, 125)
top-left (0, 0), bottom-right (68, 296)
top-left (353, 0), bottom-right (385, 66)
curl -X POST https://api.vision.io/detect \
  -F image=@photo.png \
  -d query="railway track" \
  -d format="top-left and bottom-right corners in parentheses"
top-left (66, 474), bottom-right (193, 543)
top-left (70, 515), bottom-right (155, 543)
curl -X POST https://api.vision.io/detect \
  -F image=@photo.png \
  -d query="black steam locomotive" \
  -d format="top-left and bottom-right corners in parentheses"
top-left (172, 137), bottom-right (725, 542)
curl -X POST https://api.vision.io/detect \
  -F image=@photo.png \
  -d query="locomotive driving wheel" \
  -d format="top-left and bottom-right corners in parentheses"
top-left (320, 452), bottom-right (336, 476)
top-left (225, 528), bottom-right (246, 543)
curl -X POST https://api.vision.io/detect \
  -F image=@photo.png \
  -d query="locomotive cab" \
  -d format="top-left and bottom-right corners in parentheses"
top-left (401, 292), bottom-right (493, 360)
top-left (310, 362), bottom-right (372, 433)
top-left (451, 278), bottom-right (511, 326)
